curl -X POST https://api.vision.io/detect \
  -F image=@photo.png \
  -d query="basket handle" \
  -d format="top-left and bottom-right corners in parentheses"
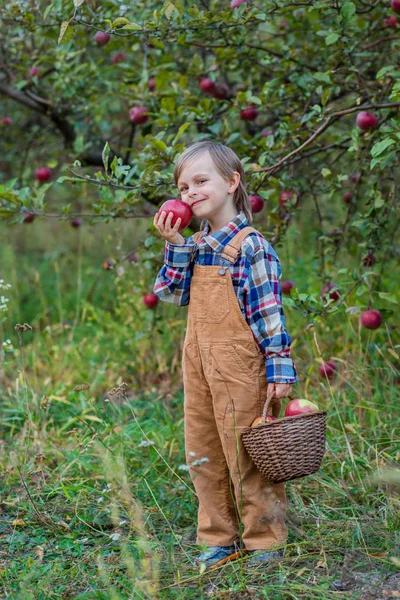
top-left (261, 390), bottom-right (295, 423)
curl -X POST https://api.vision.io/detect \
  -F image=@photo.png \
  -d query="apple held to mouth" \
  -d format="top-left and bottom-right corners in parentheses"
top-left (159, 199), bottom-right (193, 231)
top-left (284, 399), bottom-right (319, 417)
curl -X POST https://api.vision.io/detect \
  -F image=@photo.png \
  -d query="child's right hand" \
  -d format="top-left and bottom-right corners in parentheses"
top-left (153, 211), bottom-right (185, 245)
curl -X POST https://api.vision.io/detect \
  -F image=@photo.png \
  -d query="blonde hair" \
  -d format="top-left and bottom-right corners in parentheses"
top-left (173, 140), bottom-right (253, 230)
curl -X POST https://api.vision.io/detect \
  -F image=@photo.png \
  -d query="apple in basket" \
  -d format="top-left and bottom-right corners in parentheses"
top-left (251, 415), bottom-right (277, 427)
top-left (285, 399), bottom-right (319, 417)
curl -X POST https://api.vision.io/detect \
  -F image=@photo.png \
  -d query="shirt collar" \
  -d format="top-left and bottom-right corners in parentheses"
top-left (201, 211), bottom-right (248, 253)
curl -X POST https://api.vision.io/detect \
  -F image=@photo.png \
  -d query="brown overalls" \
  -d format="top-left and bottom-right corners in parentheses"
top-left (182, 226), bottom-right (287, 551)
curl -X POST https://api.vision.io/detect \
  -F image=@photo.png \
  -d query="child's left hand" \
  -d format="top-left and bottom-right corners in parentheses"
top-left (267, 382), bottom-right (293, 400)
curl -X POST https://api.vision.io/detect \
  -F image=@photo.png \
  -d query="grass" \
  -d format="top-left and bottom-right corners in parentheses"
top-left (0, 215), bottom-right (399, 599)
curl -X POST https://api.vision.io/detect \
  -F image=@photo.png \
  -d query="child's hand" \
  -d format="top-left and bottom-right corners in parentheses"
top-left (154, 211), bottom-right (185, 245)
top-left (267, 382), bottom-right (293, 400)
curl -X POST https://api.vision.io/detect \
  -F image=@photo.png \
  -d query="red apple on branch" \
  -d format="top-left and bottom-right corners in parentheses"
top-left (159, 199), bottom-right (193, 231)
top-left (384, 15), bottom-right (398, 27)
top-left (71, 218), bottom-right (82, 228)
top-left (391, 0), bottom-right (400, 14)
top-left (35, 167), bottom-right (52, 182)
top-left (356, 111), bottom-right (378, 131)
top-left (29, 67), bottom-right (42, 79)
top-left (1, 117), bottom-right (12, 125)
top-left (360, 310), bottom-right (382, 330)
top-left (281, 280), bottom-right (294, 296)
top-left (319, 361), bottom-right (338, 380)
top-left (241, 106), bottom-right (258, 121)
top-left (212, 82), bottom-right (230, 99)
top-left (199, 78), bottom-right (216, 95)
top-left (22, 212), bottom-right (36, 223)
top-left (279, 189), bottom-right (298, 207)
top-left (350, 173), bottom-right (361, 184)
top-left (143, 293), bottom-right (159, 309)
top-left (95, 31), bottom-right (110, 46)
top-left (284, 399), bottom-right (319, 417)
top-left (321, 282), bottom-right (340, 302)
top-left (231, 0), bottom-right (249, 8)
top-left (129, 106), bottom-right (149, 125)
top-left (343, 191), bottom-right (353, 204)
top-left (249, 194), bottom-right (264, 213)
top-left (148, 77), bottom-right (156, 91)
top-left (111, 53), bottom-right (126, 64)
top-left (362, 251), bottom-right (376, 267)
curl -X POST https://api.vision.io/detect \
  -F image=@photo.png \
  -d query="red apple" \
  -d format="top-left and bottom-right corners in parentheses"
top-left (231, 0), bottom-right (249, 8)
top-left (241, 106), bottom-right (258, 121)
top-left (1, 117), bottom-right (12, 125)
top-left (391, 0), bottom-right (400, 14)
top-left (71, 218), bottom-right (82, 228)
top-left (249, 194), bottom-right (264, 213)
top-left (148, 77), bottom-right (156, 91)
top-left (159, 199), bottom-right (193, 231)
top-left (279, 189), bottom-right (299, 207)
top-left (356, 111), bottom-right (378, 131)
top-left (29, 67), bottom-right (42, 79)
top-left (94, 31), bottom-right (110, 46)
top-left (111, 53), bottom-right (126, 64)
top-left (278, 20), bottom-right (289, 28)
top-left (212, 82), bottom-right (230, 100)
top-left (199, 78), bottom-right (216, 94)
top-left (143, 292), bottom-right (159, 309)
top-left (350, 172), bottom-right (361, 184)
top-left (284, 399), bottom-right (319, 417)
top-left (35, 167), bottom-right (52, 182)
top-left (321, 282), bottom-right (340, 302)
top-left (360, 309), bottom-right (382, 330)
top-left (129, 106), bottom-right (149, 125)
top-left (22, 212), bottom-right (36, 223)
top-left (281, 280), bottom-right (294, 296)
top-left (384, 15), bottom-right (398, 27)
top-left (362, 251), bottom-right (376, 267)
top-left (319, 361), bottom-right (338, 380)
top-left (343, 191), bottom-right (353, 204)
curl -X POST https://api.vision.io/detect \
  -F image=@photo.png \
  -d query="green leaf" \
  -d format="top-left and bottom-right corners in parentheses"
top-left (321, 168), bottom-right (332, 178)
top-left (378, 292), bottom-right (398, 304)
top-left (325, 33), bottom-right (340, 45)
top-left (73, 0), bottom-right (85, 6)
top-left (370, 138), bottom-right (395, 157)
top-left (172, 122), bottom-right (190, 145)
top-left (121, 23), bottom-right (143, 31)
top-left (58, 21), bottom-right (75, 44)
top-left (112, 17), bottom-right (131, 28)
top-left (341, 2), bottom-right (356, 24)
top-left (102, 142), bottom-right (111, 173)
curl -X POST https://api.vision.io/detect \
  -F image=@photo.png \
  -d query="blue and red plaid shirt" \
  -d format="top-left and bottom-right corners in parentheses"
top-left (153, 211), bottom-right (297, 384)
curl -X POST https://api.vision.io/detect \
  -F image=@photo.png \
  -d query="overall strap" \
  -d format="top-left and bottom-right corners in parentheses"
top-left (191, 226), bottom-right (260, 263)
top-left (221, 226), bottom-right (260, 263)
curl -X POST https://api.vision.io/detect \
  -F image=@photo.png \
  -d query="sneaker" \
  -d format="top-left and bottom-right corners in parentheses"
top-left (247, 548), bottom-right (284, 567)
top-left (195, 544), bottom-right (242, 570)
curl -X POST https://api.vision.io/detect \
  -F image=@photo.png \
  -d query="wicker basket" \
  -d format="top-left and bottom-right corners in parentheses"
top-left (241, 393), bottom-right (327, 484)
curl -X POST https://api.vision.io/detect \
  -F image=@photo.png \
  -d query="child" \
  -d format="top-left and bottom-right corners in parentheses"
top-left (153, 141), bottom-right (297, 569)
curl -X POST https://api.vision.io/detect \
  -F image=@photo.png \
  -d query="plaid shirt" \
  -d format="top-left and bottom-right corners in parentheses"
top-left (153, 211), bottom-right (297, 384)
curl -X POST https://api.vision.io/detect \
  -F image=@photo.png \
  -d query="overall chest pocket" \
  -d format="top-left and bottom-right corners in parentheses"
top-left (189, 279), bottom-right (230, 323)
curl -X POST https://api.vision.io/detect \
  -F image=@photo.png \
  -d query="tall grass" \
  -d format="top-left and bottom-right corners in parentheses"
top-left (0, 215), bottom-right (399, 598)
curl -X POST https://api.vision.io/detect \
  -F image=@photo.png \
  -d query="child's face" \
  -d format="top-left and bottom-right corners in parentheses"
top-left (177, 152), bottom-right (239, 220)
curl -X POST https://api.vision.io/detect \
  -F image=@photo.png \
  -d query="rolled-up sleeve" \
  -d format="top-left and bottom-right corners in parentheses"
top-left (153, 240), bottom-right (196, 306)
top-left (244, 246), bottom-right (297, 384)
